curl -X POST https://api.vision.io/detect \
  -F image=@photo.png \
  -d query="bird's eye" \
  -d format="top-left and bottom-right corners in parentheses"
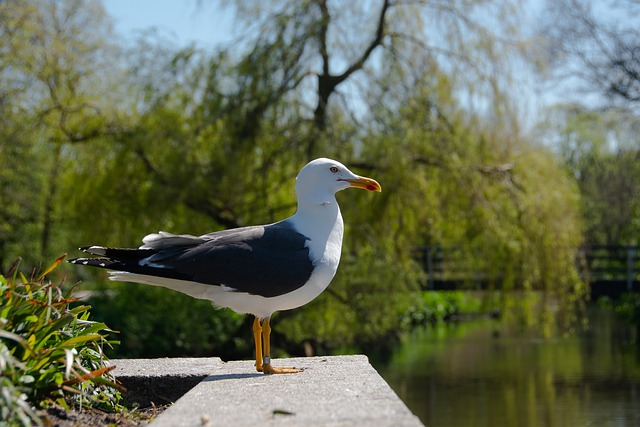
top-left (330, 166), bottom-right (339, 173)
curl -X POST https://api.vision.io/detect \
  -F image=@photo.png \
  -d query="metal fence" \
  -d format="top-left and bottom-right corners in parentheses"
top-left (415, 245), bottom-right (640, 294)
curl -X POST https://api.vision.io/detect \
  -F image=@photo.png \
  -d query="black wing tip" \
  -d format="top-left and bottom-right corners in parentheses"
top-left (68, 257), bottom-right (112, 268)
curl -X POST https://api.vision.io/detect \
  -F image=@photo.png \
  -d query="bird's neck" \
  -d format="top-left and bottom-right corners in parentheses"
top-left (291, 192), bottom-right (343, 237)
top-left (289, 196), bottom-right (344, 271)
top-left (289, 189), bottom-right (345, 270)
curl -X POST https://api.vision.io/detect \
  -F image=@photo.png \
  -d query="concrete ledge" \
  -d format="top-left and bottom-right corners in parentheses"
top-left (147, 355), bottom-right (424, 427)
top-left (110, 357), bottom-right (224, 406)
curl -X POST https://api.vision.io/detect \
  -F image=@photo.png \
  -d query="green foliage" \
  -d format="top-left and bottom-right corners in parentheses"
top-left (0, 0), bottom-right (125, 268)
top-left (0, 256), bottom-right (123, 426)
top-left (0, 127), bottom-right (46, 270)
top-left (1, 0), bottom-right (593, 358)
top-left (601, 293), bottom-right (640, 326)
top-left (401, 291), bottom-right (485, 328)
top-left (0, 364), bottom-right (42, 427)
top-left (539, 105), bottom-right (640, 246)
top-left (84, 282), bottom-right (246, 359)
top-left (278, 245), bottom-right (422, 353)
top-left (353, 71), bottom-right (587, 337)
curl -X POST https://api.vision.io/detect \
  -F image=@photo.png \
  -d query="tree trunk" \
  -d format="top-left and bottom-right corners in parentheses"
top-left (41, 143), bottom-right (61, 260)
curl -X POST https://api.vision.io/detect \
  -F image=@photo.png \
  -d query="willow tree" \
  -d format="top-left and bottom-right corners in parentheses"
top-left (0, 0), bottom-right (125, 269)
top-left (53, 0), bottom-right (586, 355)
top-left (208, 0), bottom-right (583, 343)
top-left (537, 104), bottom-right (640, 247)
top-left (539, 0), bottom-right (640, 109)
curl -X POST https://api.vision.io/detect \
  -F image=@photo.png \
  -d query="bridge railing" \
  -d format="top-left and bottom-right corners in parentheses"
top-left (416, 245), bottom-right (640, 293)
top-left (415, 246), bottom-right (494, 290)
top-left (579, 245), bottom-right (640, 291)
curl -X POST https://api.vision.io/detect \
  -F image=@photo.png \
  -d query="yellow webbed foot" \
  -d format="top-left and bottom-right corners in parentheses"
top-left (263, 363), bottom-right (303, 374)
top-left (254, 316), bottom-right (302, 374)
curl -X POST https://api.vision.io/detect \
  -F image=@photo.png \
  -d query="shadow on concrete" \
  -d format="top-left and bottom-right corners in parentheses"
top-left (202, 373), bottom-right (264, 381)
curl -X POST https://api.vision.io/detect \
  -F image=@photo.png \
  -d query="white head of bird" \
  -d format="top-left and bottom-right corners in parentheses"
top-left (294, 158), bottom-right (381, 209)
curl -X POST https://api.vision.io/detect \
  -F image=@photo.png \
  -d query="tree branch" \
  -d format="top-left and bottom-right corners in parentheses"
top-left (317, 0), bottom-right (330, 76)
top-left (312, 0), bottom-right (391, 136)
top-left (335, 0), bottom-right (390, 84)
top-left (133, 147), bottom-right (241, 229)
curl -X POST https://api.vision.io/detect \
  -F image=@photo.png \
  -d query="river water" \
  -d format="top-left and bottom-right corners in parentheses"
top-left (376, 307), bottom-right (640, 427)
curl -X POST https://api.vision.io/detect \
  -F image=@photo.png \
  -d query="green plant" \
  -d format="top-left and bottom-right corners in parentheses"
top-left (0, 255), bottom-right (123, 426)
top-left (85, 282), bottom-right (246, 359)
top-left (400, 291), bottom-right (485, 328)
top-left (606, 293), bottom-right (640, 326)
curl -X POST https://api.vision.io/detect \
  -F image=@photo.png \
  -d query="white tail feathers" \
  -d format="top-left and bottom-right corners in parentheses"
top-left (84, 246), bottom-right (107, 255)
top-left (140, 231), bottom-right (203, 250)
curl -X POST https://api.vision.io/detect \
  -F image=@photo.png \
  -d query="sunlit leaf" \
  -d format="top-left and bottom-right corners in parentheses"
top-left (36, 254), bottom-right (67, 282)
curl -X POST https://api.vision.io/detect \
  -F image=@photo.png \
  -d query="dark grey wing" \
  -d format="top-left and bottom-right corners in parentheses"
top-left (139, 222), bottom-right (314, 298)
top-left (69, 222), bottom-right (314, 298)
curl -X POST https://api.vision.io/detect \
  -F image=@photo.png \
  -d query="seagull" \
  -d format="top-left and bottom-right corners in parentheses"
top-left (70, 158), bottom-right (381, 374)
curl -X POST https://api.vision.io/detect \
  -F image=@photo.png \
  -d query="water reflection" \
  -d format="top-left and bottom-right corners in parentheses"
top-left (377, 307), bottom-right (640, 427)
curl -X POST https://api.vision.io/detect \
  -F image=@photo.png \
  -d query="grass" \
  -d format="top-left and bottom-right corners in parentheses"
top-left (0, 255), bottom-right (123, 426)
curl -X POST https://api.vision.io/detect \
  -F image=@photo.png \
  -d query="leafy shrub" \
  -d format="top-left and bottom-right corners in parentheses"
top-left (0, 256), bottom-right (122, 426)
top-left (608, 293), bottom-right (640, 325)
top-left (84, 282), bottom-right (246, 359)
top-left (401, 291), bottom-right (484, 327)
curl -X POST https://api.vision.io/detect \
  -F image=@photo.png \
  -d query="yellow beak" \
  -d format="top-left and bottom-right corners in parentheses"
top-left (341, 175), bottom-right (382, 192)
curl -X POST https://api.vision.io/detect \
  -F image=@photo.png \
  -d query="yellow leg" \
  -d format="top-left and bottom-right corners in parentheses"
top-left (253, 316), bottom-right (263, 372)
top-left (261, 317), bottom-right (303, 374)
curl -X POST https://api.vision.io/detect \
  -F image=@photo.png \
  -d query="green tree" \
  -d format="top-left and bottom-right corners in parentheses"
top-left (536, 0), bottom-right (640, 325)
top-left (537, 104), bottom-right (640, 246)
top-left (0, 1), bottom-right (45, 271)
top-left (68, 0), bottom-right (584, 350)
top-left (1, 0), bottom-right (588, 357)
top-left (0, 0), bottom-right (125, 270)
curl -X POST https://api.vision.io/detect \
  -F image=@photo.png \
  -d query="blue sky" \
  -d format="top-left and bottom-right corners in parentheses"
top-left (102, 0), bottom-right (235, 48)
